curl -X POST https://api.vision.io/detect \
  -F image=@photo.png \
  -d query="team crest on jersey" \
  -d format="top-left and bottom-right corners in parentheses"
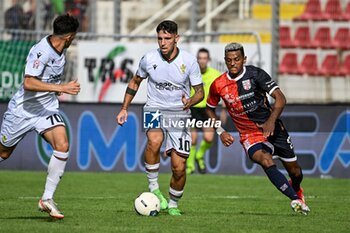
top-left (180, 64), bottom-right (186, 74)
top-left (242, 79), bottom-right (251, 90)
top-left (33, 60), bottom-right (40, 69)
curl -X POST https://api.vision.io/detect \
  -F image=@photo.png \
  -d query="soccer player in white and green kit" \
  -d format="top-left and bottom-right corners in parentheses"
top-left (186, 48), bottom-right (221, 174)
top-left (0, 14), bottom-right (80, 219)
top-left (116, 20), bottom-right (204, 216)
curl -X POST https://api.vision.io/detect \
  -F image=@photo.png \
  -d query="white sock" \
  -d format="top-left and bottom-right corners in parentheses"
top-left (168, 187), bottom-right (184, 208)
top-left (145, 162), bottom-right (160, 192)
top-left (42, 150), bottom-right (69, 200)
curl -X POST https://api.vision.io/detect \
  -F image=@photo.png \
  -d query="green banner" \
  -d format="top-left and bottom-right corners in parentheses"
top-left (0, 40), bottom-right (35, 101)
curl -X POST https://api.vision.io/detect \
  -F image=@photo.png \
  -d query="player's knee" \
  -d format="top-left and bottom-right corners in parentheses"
top-left (54, 141), bottom-right (69, 153)
top-left (147, 138), bottom-right (162, 150)
top-left (258, 157), bottom-right (275, 169)
top-left (289, 166), bottom-right (303, 181)
top-left (0, 146), bottom-right (14, 160)
top-left (0, 151), bottom-right (11, 160)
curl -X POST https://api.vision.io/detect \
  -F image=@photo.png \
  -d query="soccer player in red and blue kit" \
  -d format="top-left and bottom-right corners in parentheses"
top-left (206, 42), bottom-right (310, 215)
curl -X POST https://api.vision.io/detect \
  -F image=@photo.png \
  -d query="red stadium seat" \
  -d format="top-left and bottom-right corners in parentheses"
top-left (311, 27), bottom-right (334, 49)
top-left (294, 26), bottom-right (313, 48)
top-left (319, 54), bottom-right (342, 76)
top-left (279, 53), bottom-right (299, 74)
top-left (343, 1), bottom-right (350, 20)
top-left (323, 0), bottom-right (348, 21)
top-left (297, 54), bottom-right (319, 76)
top-left (339, 54), bottom-right (350, 75)
top-left (332, 28), bottom-right (350, 50)
top-left (293, 0), bottom-right (326, 21)
top-left (279, 26), bottom-right (296, 48)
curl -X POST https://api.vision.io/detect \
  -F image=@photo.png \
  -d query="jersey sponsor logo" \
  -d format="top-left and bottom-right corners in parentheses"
top-left (180, 64), bottom-right (186, 74)
top-left (242, 79), bottom-right (251, 90)
top-left (155, 82), bottom-right (181, 91)
top-left (48, 74), bottom-right (63, 83)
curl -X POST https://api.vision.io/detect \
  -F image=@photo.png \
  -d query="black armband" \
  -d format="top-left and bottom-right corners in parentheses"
top-left (126, 87), bottom-right (137, 96)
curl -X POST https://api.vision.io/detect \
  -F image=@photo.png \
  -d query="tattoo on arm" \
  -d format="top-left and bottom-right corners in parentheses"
top-left (193, 84), bottom-right (203, 95)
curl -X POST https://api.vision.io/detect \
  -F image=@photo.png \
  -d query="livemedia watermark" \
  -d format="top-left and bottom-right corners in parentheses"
top-left (143, 110), bottom-right (221, 130)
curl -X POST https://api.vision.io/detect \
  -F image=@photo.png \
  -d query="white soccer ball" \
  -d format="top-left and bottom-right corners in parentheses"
top-left (134, 192), bottom-right (160, 216)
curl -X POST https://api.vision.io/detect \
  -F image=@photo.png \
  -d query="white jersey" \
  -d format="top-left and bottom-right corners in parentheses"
top-left (136, 48), bottom-right (202, 110)
top-left (7, 35), bottom-right (66, 117)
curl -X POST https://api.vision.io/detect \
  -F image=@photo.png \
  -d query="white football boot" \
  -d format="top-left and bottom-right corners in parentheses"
top-left (291, 199), bottom-right (310, 215)
top-left (38, 199), bottom-right (64, 219)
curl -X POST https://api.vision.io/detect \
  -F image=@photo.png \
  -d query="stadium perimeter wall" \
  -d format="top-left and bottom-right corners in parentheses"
top-left (0, 102), bottom-right (349, 178)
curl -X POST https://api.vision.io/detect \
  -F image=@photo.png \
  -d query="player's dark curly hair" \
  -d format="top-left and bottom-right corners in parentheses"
top-left (156, 20), bottom-right (178, 34)
top-left (53, 14), bottom-right (79, 35)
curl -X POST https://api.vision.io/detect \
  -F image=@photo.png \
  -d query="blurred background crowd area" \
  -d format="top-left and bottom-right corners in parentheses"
top-left (1, 0), bottom-right (350, 104)
top-left (2, 0), bottom-right (88, 31)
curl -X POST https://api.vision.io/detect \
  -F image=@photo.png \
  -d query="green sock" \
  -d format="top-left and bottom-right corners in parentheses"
top-left (186, 145), bottom-right (197, 170)
top-left (196, 140), bottom-right (212, 161)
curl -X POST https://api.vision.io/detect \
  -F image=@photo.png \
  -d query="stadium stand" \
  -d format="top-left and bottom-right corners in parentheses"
top-left (339, 54), bottom-right (350, 75)
top-left (319, 54), bottom-right (342, 76)
top-left (280, 0), bottom-right (350, 82)
top-left (344, 1), bottom-right (350, 19)
top-left (279, 52), bottom-right (299, 74)
top-left (279, 26), bottom-right (296, 48)
top-left (293, 0), bottom-right (325, 21)
top-left (293, 26), bottom-right (313, 48)
top-left (311, 26), bottom-right (333, 49)
top-left (297, 53), bottom-right (319, 76)
top-left (332, 27), bottom-right (350, 50)
top-left (323, 0), bottom-right (350, 21)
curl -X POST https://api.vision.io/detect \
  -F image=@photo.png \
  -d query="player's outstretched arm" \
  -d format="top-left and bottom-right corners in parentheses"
top-left (206, 106), bottom-right (234, 147)
top-left (116, 75), bottom-right (143, 126)
top-left (23, 76), bottom-right (80, 95)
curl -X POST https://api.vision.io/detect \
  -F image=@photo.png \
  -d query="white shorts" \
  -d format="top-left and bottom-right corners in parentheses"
top-left (164, 126), bottom-right (191, 157)
top-left (0, 110), bottom-right (65, 147)
top-left (144, 107), bottom-right (192, 157)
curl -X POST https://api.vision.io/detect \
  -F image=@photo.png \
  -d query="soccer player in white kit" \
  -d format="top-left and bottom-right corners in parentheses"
top-left (116, 20), bottom-right (204, 216)
top-left (0, 14), bottom-right (80, 219)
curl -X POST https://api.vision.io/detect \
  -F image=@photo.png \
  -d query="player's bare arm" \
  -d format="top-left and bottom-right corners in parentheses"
top-left (182, 83), bottom-right (204, 110)
top-left (23, 76), bottom-right (80, 95)
top-left (256, 88), bottom-right (286, 137)
top-left (116, 75), bottom-right (143, 125)
top-left (206, 106), bottom-right (234, 147)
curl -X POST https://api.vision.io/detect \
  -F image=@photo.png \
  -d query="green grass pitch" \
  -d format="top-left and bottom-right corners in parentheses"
top-left (0, 171), bottom-right (349, 233)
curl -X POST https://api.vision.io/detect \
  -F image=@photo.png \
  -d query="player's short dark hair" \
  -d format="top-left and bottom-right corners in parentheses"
top-left (53, 14), bottom-right (79, 35)
top-left (225, 42), bottom-right (245, 57)
top-left (156, 20), bottom-right (178, 34)
top-left (197, 48), bottom-right (210, 59)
